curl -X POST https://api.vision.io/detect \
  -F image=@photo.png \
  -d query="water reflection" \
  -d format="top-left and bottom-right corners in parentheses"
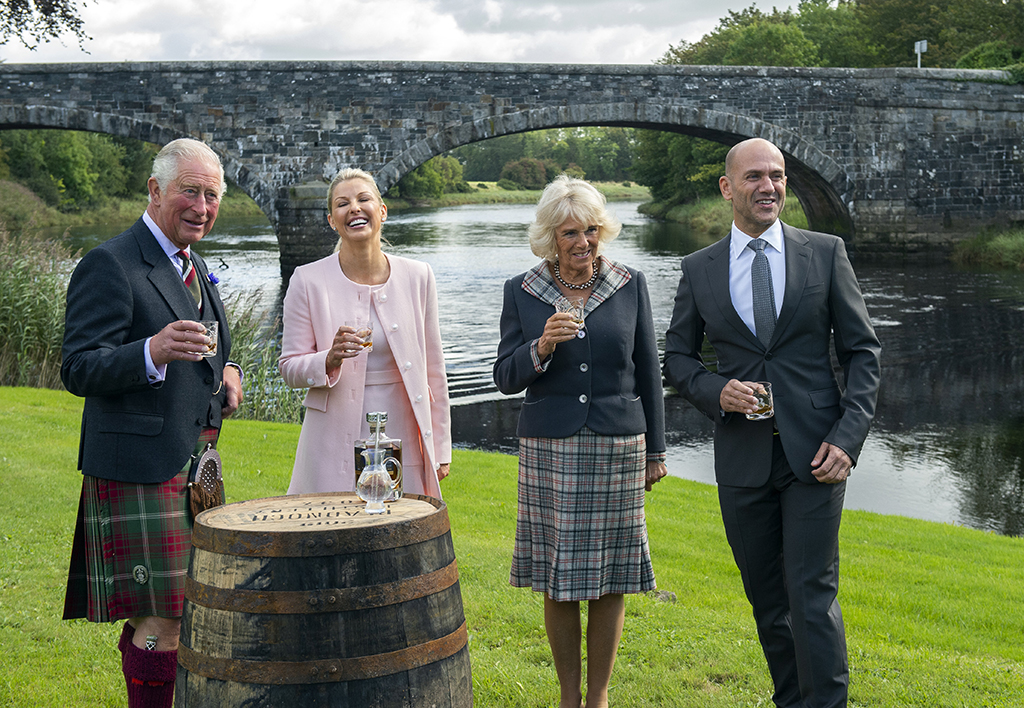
top-left (61, 204), bottom-right (1024, 536)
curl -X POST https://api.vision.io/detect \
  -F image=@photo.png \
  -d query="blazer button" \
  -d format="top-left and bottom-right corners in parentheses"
top-left (306, 377), bottom-right (315, 385)
top-left (765, 352), bottom-right (774, 361)
top-left (580, 363), bottom-right (589, 372)
top-left (416, 395), bottom-right (423, 402)
top-left (404, 361), bottom-right (412, 370)
top-left (205, 375), bottom-right (214, 384)
top-left (391, 323), bottom-right (399, 331)
top-left (380, 294), bottom-right (388, 302)
top-left (424, 430), bottom-right (432, 437)
top-left (578, 394), bottom-right (588, 404)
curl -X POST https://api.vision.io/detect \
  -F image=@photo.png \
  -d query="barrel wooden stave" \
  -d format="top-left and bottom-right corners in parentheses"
top-left (176, 643), bottom-right (472, 707)
top-left (176, 494), bottom-right (472, 707)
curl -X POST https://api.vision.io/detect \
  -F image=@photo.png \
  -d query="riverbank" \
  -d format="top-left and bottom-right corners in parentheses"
top-left (640, 194), bottom-right (809, 237)
top-left (2, 385), bottom-right (1021, 707)
top-left (951, 227), bottom-right (1024, 270)
top-left (6, 175), bottom-right (1023, 270)
top-left (383, 180), bottom-right (650, 211)
top-left (0, 178), bottom-right (266, 232)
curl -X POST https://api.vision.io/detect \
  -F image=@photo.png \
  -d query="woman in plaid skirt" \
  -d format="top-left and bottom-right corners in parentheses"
top-left (493, 175), bottom-right (668, 708)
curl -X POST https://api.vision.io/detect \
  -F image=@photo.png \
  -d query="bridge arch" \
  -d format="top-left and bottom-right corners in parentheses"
top-left (2, 61), bottom-right (1019, 274)
top-left (0, 104), bottom-right (277, 222)
top-left (377, 102), bottom-right (854, 239)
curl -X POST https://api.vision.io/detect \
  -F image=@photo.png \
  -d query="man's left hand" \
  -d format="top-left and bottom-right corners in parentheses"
top-left (811, 442), bottom-right (852, 484)
top-left (222, 365), bottom-right (243, 418)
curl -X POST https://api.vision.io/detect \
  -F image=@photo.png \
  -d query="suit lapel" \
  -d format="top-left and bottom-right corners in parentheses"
top-left (703, 237), bottom-right (762, 348)
top-left (774, 224), bottom-right (812, 343)
top-left (135, 220), bottom-right (201, 322)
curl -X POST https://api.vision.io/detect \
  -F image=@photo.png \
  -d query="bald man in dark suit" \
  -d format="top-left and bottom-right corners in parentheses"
top-left (663, 138), bottom-right (881, 708)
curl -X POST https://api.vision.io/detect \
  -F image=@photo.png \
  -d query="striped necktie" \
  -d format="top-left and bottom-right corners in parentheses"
top-left (748, 238), bottom-right (777, 345)
top-left (177, 250), bottom-right (203, 307)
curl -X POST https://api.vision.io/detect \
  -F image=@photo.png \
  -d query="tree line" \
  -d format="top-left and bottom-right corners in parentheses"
top-left (0, 130), bottom-right (158, 210)
top-left (633, 0), bottom-right (1024, 211)
top-left (390, 127), bottom-right (635, 199)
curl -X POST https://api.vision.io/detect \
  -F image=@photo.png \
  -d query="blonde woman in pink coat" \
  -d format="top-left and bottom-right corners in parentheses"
top-left (279, 168), bottom-right (452, 497)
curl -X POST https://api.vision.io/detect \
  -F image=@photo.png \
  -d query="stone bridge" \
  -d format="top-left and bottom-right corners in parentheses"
top-left (2, 61), bottom-right (1021, 275)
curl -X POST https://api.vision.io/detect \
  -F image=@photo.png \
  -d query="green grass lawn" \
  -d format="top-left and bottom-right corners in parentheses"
top-left (1, 386), bottom-right (1022, 707)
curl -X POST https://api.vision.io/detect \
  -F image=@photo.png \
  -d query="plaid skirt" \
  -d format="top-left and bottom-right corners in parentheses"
top-left (510, 426), bottom-right (655, 602)
top-left (63, 428), bottom-right (218, 622)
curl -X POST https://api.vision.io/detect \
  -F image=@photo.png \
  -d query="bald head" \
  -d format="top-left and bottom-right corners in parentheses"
top-left (724, 138), bottom-right (786, 181)
top-left (720, 138), bottom-right (788, 237)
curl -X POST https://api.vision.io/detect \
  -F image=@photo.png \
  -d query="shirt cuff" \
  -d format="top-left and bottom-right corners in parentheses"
top-left (225, 361), bottom-right (244, 383)
top-left (144, 337), bottom-right (166, 385)
top-left (646, 451), bottom-right (667, 463)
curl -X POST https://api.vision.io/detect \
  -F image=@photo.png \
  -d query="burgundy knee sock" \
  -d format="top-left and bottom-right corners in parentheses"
top-left (118, 621), bottom-right (136, 655)
top-left (121, 637), bottom-right (178, 708)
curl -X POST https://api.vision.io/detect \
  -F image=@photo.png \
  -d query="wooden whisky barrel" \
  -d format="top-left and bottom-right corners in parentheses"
top-left (175, 493), bottom-right (472, 707)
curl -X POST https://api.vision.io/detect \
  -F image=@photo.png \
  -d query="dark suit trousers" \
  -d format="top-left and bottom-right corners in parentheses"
top-left (718, 435), bottom-right (848, 708)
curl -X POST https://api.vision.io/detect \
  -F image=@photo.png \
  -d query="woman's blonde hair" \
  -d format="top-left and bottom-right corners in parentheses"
top-left (326, 168), bottom-right (385, 253)
top-left (528, 175), bottom-right (621, 262)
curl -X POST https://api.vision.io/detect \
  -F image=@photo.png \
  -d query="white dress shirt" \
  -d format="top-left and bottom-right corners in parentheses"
top-left (142, 211), bottom-right (194, 383)
top-left (728, 219), bottom-right (786, 338)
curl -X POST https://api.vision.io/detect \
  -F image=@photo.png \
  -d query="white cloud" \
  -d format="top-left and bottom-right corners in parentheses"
top-left (0, 0), bottom-right (784, 65)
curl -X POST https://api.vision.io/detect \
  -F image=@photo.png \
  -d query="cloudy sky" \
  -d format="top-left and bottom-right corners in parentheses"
top-left (1, 0), bottom-right (781, 65)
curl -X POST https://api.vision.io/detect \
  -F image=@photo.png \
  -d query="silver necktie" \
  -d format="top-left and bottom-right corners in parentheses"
top-left (748, 238), bottom-right (776, 345)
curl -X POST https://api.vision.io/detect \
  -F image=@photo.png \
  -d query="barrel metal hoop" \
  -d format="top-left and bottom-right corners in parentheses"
top-left (185, 559), bottom-right (459, 613)
top-left (178, 620), bottom-right (469, 684)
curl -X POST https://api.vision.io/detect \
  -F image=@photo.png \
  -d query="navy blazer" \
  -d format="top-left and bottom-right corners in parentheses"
top-left (663, 224), bottom-right (881, 487)
top-left (61, 217), bottom-right (232, 484)
top-left (493, 258), bottom-right (666, 454)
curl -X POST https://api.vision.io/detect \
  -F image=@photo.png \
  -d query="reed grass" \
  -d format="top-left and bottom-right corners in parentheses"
top-left (1, 386), bottom-right (1022, 707)
top-left (0, 225), bottom-right (77, 389)
top-left (223, 288), bottom-right (305, 425)
top-left (0, 222), bottom-right (305, 422)
top-left (951, 228), bottom-right (1024, 270)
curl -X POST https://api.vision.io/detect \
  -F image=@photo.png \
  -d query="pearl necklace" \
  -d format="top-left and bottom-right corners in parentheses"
top-left (554, 260), bottom-right (599, 290)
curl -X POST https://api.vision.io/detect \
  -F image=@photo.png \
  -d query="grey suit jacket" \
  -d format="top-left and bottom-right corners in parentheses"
top-left (663, 223), bottom-right (880, 486)
top-left (61, 217), bottom-right (232, 484)
top-left (493, 258), bottom-right (666, 454)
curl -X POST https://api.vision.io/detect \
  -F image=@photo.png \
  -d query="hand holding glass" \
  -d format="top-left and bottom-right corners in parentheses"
top-left (198, 320), bottom-right (218, 358)
top-left (345, 320), bottom-right (373, 353)
top-left (555, 296), bottom-right (585, 338)
top-left (746, 381), bottom-right (774, 420)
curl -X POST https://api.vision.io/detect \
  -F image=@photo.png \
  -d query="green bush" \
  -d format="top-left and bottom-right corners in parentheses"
top-left (956, 41), bottom-right (1017, 69)
top-left (500, 158), bottom-right (547, 190)
top-left (496, 178), bottom-right (520, 191)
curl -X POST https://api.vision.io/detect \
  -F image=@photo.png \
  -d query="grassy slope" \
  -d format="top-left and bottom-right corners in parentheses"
top-left (1, 387), bottom-right (1022, 707)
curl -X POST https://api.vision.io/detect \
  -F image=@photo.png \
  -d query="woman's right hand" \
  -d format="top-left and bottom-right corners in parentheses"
top-left (536, 312), bottom-right (580, 360)
top-left (325, 326), bottom-right (364, 373)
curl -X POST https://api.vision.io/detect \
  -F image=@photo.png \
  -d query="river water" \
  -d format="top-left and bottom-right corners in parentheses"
top-left (64, 202), bottom-right (1024, 536)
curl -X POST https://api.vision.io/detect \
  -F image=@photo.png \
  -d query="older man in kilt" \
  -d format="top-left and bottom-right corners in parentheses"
top-left (61, 138), bottom-right (243, 708)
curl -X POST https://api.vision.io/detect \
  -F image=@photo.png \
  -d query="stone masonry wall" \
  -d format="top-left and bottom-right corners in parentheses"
top-left (2, 61), bottom-right (1021, 272)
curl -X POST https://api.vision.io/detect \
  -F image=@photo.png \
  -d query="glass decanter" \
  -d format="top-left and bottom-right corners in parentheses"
top-left (354, 411), bottom-right (403, 501)
top-left (356, 447), bottom-right (403, 514)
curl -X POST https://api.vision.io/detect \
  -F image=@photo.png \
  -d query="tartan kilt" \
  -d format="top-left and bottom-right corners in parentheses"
top-left (63, 428), bottom-right (218, 622)
top-left (510, 426), bottom-right (655, 602)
